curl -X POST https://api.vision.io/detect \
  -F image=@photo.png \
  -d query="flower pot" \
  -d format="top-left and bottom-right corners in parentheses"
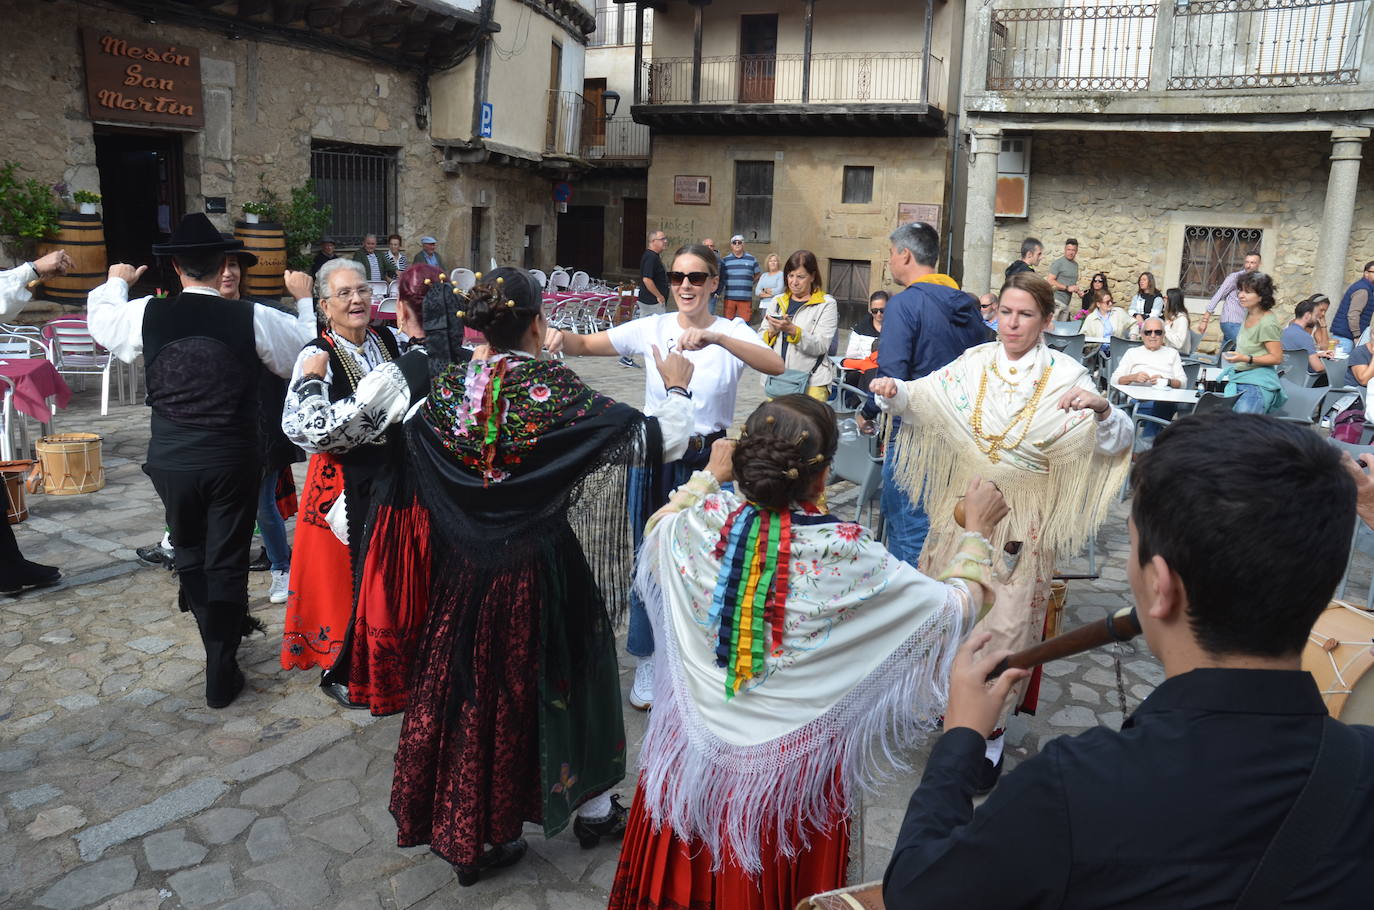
top-left (244, 212), bottom-right (260, 224)
top-left (79, 202), bottom-right (97, 215)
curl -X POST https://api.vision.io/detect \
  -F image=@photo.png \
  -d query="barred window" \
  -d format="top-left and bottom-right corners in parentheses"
top-left (310, 141), bottom-right (398, 246)
top-left (733, 161), bottom-right (774, 244)
top-left (1178, 226), bottom-right (1263, 297)
top-left (841, 166), bottom-right (874, 204)
top-left (590, 1), bottom-right (654, 47)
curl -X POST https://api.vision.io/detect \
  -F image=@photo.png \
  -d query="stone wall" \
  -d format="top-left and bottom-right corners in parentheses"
top-left (989, 130), bottom-right (1374, 321)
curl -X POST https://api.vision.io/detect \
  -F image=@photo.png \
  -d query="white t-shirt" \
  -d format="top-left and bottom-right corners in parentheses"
top-left (608, 313), bottom-right (770, 434)
top-left (1110, 344), bottom-right (1187, 386)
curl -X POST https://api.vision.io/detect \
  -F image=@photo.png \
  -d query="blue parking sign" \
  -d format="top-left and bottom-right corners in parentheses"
top-left (480, 103), bottom-right (493, 138)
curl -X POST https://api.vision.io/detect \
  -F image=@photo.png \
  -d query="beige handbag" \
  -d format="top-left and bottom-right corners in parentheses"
top-left (795, 882), bottom-right (885, 910)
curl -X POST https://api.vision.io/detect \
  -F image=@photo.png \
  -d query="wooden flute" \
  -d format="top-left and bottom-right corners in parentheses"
top-left (987, 606), bottom-right (1142, 680)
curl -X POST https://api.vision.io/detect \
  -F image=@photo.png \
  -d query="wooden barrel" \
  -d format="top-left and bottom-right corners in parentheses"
top-left (233, 220), bottom-right (287, 298)
top-left (35, 213), bottom-right (107, 306)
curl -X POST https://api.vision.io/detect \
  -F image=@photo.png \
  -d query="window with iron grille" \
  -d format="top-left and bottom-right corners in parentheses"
top-left (1178, 226), bottom-right (1263, 297)
top-left (590, 1), bottom-right (654, 47)
top-left (733, 161), bottom-right (774, 244)
top-left (841, 166), bottom-right (874, 204)
top-left (309, 141), bottom-right (399, 246)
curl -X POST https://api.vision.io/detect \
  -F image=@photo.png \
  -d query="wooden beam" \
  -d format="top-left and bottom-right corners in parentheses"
top-left (801, 0), bottom-right (814, 104)
top-left (691, 0), bottom-right (705, 105)
top-left (633, 2), bottom-right (644, 104)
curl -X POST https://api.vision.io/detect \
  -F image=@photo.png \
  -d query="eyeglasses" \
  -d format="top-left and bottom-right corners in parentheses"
top-left (869, 307), bottom-right (885, 315)
top-left (329, 287), bottom-right (374, 302)
top-left (667, 271), bottom-right (710, 286)
top-left (731, 240), bottom-right (743, 245)
top-left (1142, 329), bottom-right (1164, 336)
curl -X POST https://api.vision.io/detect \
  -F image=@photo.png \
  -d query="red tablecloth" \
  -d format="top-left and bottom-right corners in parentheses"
top-left (0, 359), bottom-right (72, 422)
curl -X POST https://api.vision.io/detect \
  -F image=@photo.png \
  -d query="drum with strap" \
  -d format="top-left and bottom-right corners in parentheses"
top-left (1302, 601), bottom-right (1374, 724)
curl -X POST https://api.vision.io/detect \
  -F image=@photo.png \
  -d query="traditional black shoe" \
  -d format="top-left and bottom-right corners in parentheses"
top-left (136, 544), bottom-right (172, 567)
top-left (207, 667), bottom-right (246, 709)
top-left (321, 681), bottom-right (367, 710)
top-left (573, 794), bottom-right (629, 849)
top-left (248, 549), bottom-right (270, 572)
top-left (0, 561), bottom-right (61, 596)
top-left (452, 838), bottom-right (528, 887)
top-left (241, 613), bottom-right (268, 637)
top-left (972, 755), bottom-right (1005, 797)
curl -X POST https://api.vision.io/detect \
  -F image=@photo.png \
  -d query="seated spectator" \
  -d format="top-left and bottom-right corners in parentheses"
top-left (1080, 292), bottom-right (1131, 371)
top-left (845, 290), bottom-right (888, 358)
top-left (1129, 271), bottom-right (1164, 323)
top-left (310, 238), bottom-right (336, 277)
top-left (1282, 298), bottom-right (1333, 387)
top-left (979, 292), bottom-right (998, 333)
top-left (1078, 272), bottom-right (1109, 316)
top-left (1349, 337), bottom-right (1374, 386)
top-left (841, 337), bottom-right (880, 398)
top-left (884, 413), bottom-right (1374, 907)
top-left (1111, 317), bottom-right (1187, 438)
top-left (1155, 288), bottom-right (1192, 351)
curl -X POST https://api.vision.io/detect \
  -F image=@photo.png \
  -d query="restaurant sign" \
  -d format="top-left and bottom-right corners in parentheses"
top-left (81, 29), bottom-right (204, 129)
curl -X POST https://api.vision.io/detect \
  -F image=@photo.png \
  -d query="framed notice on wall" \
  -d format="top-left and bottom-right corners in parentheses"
top-left (897, 203), bottom-right (942, 230)
top-left (673, 176), bottom-right (711, 205)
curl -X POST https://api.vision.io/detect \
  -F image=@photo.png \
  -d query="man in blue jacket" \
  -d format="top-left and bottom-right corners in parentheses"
top-left (858, 222), bottom-right (985, 565)
top-left (1332, 259), bottom-right (1374, 354)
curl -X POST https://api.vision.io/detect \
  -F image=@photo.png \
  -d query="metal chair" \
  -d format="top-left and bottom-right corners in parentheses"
top-left (1274, 379), bottom-right (1326, 425)
top-left (1045, 332), bottom-right (1085, 364)
top-left (549, 269), bottom-right (571, 291)
top-left (1104, 338), bottom-right (1144, 400)
top-left (1324, 356), bottom-right (1351, 392)
top-left (450, 268), bottom-right (477, 292)
top-left (529, 269), bottom-right (548, 290)
top-left (42, 317), bottom-right (115, 416)
top-left (1191, 391), bottom-right (1240, 415)
top-left (828, 383), bottom-right (885, 525)
top-left (1280, 348), bottom-right (1318, 386)
top-left (1183, 329), bottom-right (1203, 357)
top-left (569, 270), bottom-right (591, 292)
top-left (1181, 360), bottom-right (1202, 389)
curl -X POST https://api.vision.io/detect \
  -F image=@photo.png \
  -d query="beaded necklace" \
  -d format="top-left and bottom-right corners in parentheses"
top-left (322, 329), bottom-right (392, 395)
top-left (969, 357), bottom-right (1054, 464)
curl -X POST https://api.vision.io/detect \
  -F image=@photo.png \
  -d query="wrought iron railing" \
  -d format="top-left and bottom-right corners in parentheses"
top-left (309, 142), bottom-right (397, 247)
top-left (545, 90), bottom-right (586, 157)
top-left (1178, 226), bottom-right (1263, 296)
top-left (583, 117), bottom-right (651, 161)
top-left (985, 0), bottom-right (1368, 93)
top-left (590, 3), bottom-right (654, 48)
top-left (1168, 0), bottom-right (1365, 90)
top-left (643, 51), bottom-right (939, 105)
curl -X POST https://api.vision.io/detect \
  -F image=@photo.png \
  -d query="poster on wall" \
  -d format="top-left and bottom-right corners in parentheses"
top-left (81, 29), bottom-right (205, 129)
top-left (673, 176), bottom-right (711, 206)
top-left (896, 202), bottom-right (942, 230)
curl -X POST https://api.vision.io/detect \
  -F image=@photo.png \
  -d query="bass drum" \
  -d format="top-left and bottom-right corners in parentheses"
top-left (1302, 602), bottom-right (1374, 724)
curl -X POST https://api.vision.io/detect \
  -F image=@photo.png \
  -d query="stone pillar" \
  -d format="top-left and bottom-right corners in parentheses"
top-left (1314, 129), bottom-right (1369, 303)
top-left (963, 126), bottom-right (1002, 296)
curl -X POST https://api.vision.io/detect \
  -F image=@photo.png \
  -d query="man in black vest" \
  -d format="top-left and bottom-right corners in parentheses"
top-left (89, 214), bottom-right (315, 708)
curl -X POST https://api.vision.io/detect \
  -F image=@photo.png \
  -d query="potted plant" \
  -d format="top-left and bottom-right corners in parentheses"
top-left (242, 201), bottom-right (271, 224)
top-left (0, 161), bottom-right (59, 260)
top-left (73, 190), bottom-right (101, 215)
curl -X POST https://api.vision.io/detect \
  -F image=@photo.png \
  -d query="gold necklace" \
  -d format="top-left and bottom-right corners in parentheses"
top-left (969, 361), bottom-right (1054, 463)
top-left (327, 330), bottom-right (393, 394)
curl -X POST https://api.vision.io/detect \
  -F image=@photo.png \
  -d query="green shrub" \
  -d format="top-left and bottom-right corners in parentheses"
top-left (0, 161), bottom-right (59, 242)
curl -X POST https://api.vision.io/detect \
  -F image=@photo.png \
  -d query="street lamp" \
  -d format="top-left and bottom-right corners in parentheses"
top-left (603, 90), bottom-right (621, 120)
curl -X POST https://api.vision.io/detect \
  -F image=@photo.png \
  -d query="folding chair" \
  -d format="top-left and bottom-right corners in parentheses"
top-left (43, 317), bottom-right (115, 416)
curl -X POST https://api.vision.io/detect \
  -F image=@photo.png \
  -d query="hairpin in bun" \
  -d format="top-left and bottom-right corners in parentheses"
top-left (784, 467), bottom-right (799, 479)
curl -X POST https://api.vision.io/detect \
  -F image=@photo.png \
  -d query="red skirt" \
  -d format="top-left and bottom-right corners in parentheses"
top-left (281, 454), bottom-right (353, 671)
top-left (607, 775), bottom-right (850, 910)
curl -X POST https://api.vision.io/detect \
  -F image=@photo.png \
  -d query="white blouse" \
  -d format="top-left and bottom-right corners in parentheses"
top-left (281, 328), bottom-right (411, 455)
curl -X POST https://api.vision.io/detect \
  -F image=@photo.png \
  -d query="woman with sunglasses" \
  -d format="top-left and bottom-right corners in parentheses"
top-left (545, 243), bottom-right (784, 710)
top-left (844, 290), bottom-right (888, 358)
top-left (761, 249), bottom-right (839, 400)
top-left (1078, 272), bottom-right (1109, 318)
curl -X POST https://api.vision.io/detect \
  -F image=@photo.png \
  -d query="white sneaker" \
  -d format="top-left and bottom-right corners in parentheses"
top-left (268, 569), bottom-right (290, 604)
top-left (629, 658), bottom-right (655, 711)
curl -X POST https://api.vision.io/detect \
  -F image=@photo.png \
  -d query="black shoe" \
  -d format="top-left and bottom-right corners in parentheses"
top-left (207, 667), bottom-right (245, 709)
top-left (136, 544), bottom-right (171, 566)
top-left (452, 838), bottom-right (528, 887)
top-left (572, 794), bottom-right (629, 849)
top-left (972, 755), bottom-right (1005, 797)
top-left (241, 613), bottom-right (268, 637)
top-left (248, 549), bottom-right (270, 572)
top-left (321, 681), bottom-right (367, 710)
top-left (0, 561), bottom-right (61, 596)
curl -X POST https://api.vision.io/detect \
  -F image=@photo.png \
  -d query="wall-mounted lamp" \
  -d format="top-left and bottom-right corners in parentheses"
top-left (603, 90), bottom-right (621, 120)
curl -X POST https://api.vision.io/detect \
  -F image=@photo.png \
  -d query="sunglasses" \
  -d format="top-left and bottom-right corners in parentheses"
top-left (667, 271), bottom-right (710, 286)
top-left (870, 307), bottom-right (885, 315)
top-left (1141, 329), bottom-right (1164, 336)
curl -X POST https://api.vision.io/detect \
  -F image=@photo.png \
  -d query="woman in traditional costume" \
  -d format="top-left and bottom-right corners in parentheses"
top-left (280, 258), bottom-right (431, 707)
top-left (609, 394), bottom-right (1011, 910)
top-left (871, 271), bottom-right (1133, 791)
top-left (388, 268), bottom-right (696, 885)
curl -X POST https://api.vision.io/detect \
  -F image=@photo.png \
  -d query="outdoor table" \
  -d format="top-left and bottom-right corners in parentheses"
top-left (0, 358), bottom-right (72, 425)
top-left (1111, 382), bottom-right (1204, 406)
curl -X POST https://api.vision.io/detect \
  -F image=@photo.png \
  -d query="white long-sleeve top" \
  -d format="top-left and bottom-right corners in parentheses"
top-left (86, 277), bottom-right (315, 378)
top-left (0, 263), bottom-right (37, 317)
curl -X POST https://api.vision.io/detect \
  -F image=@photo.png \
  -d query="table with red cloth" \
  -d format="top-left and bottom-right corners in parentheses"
top-left (0, 359), bottom-right (72, 422)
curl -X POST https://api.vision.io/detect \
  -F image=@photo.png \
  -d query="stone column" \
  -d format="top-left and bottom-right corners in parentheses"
top-left (1314, 129), bottom-right (1369, 303)
top-left (963, 126), bottom-right (1002, 296)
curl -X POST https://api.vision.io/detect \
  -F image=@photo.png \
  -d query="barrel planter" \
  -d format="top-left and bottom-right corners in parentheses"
top-left (35, 213), bottom-right (107, 306)
top-left (233, 220), bottom-right (287, 298)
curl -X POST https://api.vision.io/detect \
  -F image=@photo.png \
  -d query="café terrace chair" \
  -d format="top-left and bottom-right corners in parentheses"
top-left (529, 269), bottom-right (548, 290)
top-left (1281, 348), bottom-right (1319, 387)
top-left (1328, 437), bottom-right (1374, 602)
top-left (827, 383), bottom-right (884, 527)
top-left (1274, 379), bottom-right (1326, 426)
top-left (43, 317), bottom-right (115, 417)
top-left (1045, 331), bottom-right (1086, 364)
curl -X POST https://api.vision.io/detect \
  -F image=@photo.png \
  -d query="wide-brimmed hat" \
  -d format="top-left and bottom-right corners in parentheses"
top-left (152, 213), bottom-right (246, 256)
top-left (220, 234), bottom-right (258, 268)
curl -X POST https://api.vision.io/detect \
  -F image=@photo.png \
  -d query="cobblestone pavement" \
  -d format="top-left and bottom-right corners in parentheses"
top-left (0, 348), bottom-right (1260, 909)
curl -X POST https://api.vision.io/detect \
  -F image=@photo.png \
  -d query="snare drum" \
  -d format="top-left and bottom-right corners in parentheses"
top-left (1302, 601), bottom-right (1374, 724)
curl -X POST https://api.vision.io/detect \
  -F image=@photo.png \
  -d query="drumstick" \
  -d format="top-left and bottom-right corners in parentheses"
top-left (986, 606), bottom-right (1142, 680)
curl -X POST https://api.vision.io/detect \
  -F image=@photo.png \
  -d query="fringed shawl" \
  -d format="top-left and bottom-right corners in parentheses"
top-left (891, 342), bottom-right (1133, 558)
top-left (635, 481), bottom-right (972, 874)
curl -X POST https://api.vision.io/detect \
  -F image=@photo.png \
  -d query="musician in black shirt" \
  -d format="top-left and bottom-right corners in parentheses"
top-left (885, 412), bottom-right (1374, 908)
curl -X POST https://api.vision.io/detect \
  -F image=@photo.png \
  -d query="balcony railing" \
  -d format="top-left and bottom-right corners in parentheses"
top-left (546, 90), bottom-right (586, 157)
top-left (643, 51), bottom-right (942, 105)
top-left (582, 116), bottom-right (651, 161)
top-left (590, 3), bottom-right (653, 48)
top-left (986, 0), bottom-right (1367, 93)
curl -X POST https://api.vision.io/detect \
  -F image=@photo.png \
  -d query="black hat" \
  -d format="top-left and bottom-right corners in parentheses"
top-left (152, 213), bottom-right (246, 256)
top-left (220, 234), bottom-right (258, 269)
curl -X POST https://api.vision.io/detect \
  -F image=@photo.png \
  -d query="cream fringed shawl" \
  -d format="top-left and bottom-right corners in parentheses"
top-left (890, 341), bottom-right (1132, 558)
top-left (634, 475), bottom-right (974, 874)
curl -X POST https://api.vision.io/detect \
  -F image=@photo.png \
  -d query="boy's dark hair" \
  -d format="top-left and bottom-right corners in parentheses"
top-left (173, 251), bottom-right (227, 281)
top-left (1131, 413), bottom-right (1354, 657)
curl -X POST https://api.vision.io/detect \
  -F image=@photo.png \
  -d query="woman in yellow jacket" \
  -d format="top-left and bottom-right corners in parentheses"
top-left (760, 250), bottom-right (838, 400)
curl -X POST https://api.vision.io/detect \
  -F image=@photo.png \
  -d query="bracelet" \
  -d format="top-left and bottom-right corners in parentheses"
top-left (666, 386), bottom-right (692, 399)
top-left (301, 372), bottom-right (326, 383)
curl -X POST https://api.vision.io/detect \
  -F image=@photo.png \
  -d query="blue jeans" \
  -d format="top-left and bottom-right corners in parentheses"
top-left (1233, 384), bottom-right (1267, 414)
top-left (880, 448), bottom-right (929, 568)
top-left (1137, 400), bottom-right (1176, 439)
top-left (625, 459), bottom-right (698, 659)
top-left (1335, 336), bottom-right (1354, 356)
top-left (257, 471), bottom-right (290, 572)
top-left (1220, 322), bottom-right (1241, 347)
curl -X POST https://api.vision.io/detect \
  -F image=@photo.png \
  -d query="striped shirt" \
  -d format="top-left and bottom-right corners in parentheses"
top-left (720, 252), bottom-right (760, 301)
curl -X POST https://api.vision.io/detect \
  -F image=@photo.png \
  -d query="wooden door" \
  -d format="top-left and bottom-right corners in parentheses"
top-left (556, 205), bottom-right (606, 276)
top-left (739, 15), bottom-right (778, 103)
top-left (621, 198), bottom-right (647, 270)
top-left (582, 78), bottom-right (607, 148)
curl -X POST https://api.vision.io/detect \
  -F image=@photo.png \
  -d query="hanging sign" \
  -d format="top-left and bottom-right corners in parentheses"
top-left (81, 29), bottom-right (205, 129)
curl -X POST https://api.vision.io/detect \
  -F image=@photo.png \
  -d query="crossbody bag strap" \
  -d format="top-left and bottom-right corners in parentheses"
top-left (1233, 717), bottom-right (1361, 910)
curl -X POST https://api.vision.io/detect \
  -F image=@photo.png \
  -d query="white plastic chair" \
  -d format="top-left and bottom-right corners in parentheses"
top-left (549, 269), bottom-right (571, 291)
top-left (451, 268), bottom-right (477, 292)
top-left (43, 317), bottom-right (114, 416)
top-left (374, 297), bottom-right (399, 323)
top-left (570, 270), bottom-right (591, 292)
top-left (0, 375), bottom-right (17, 461)
top-left (367, 280), bottom-right (389, 302)
top-left (529, 269), bottom-right (548, 290)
